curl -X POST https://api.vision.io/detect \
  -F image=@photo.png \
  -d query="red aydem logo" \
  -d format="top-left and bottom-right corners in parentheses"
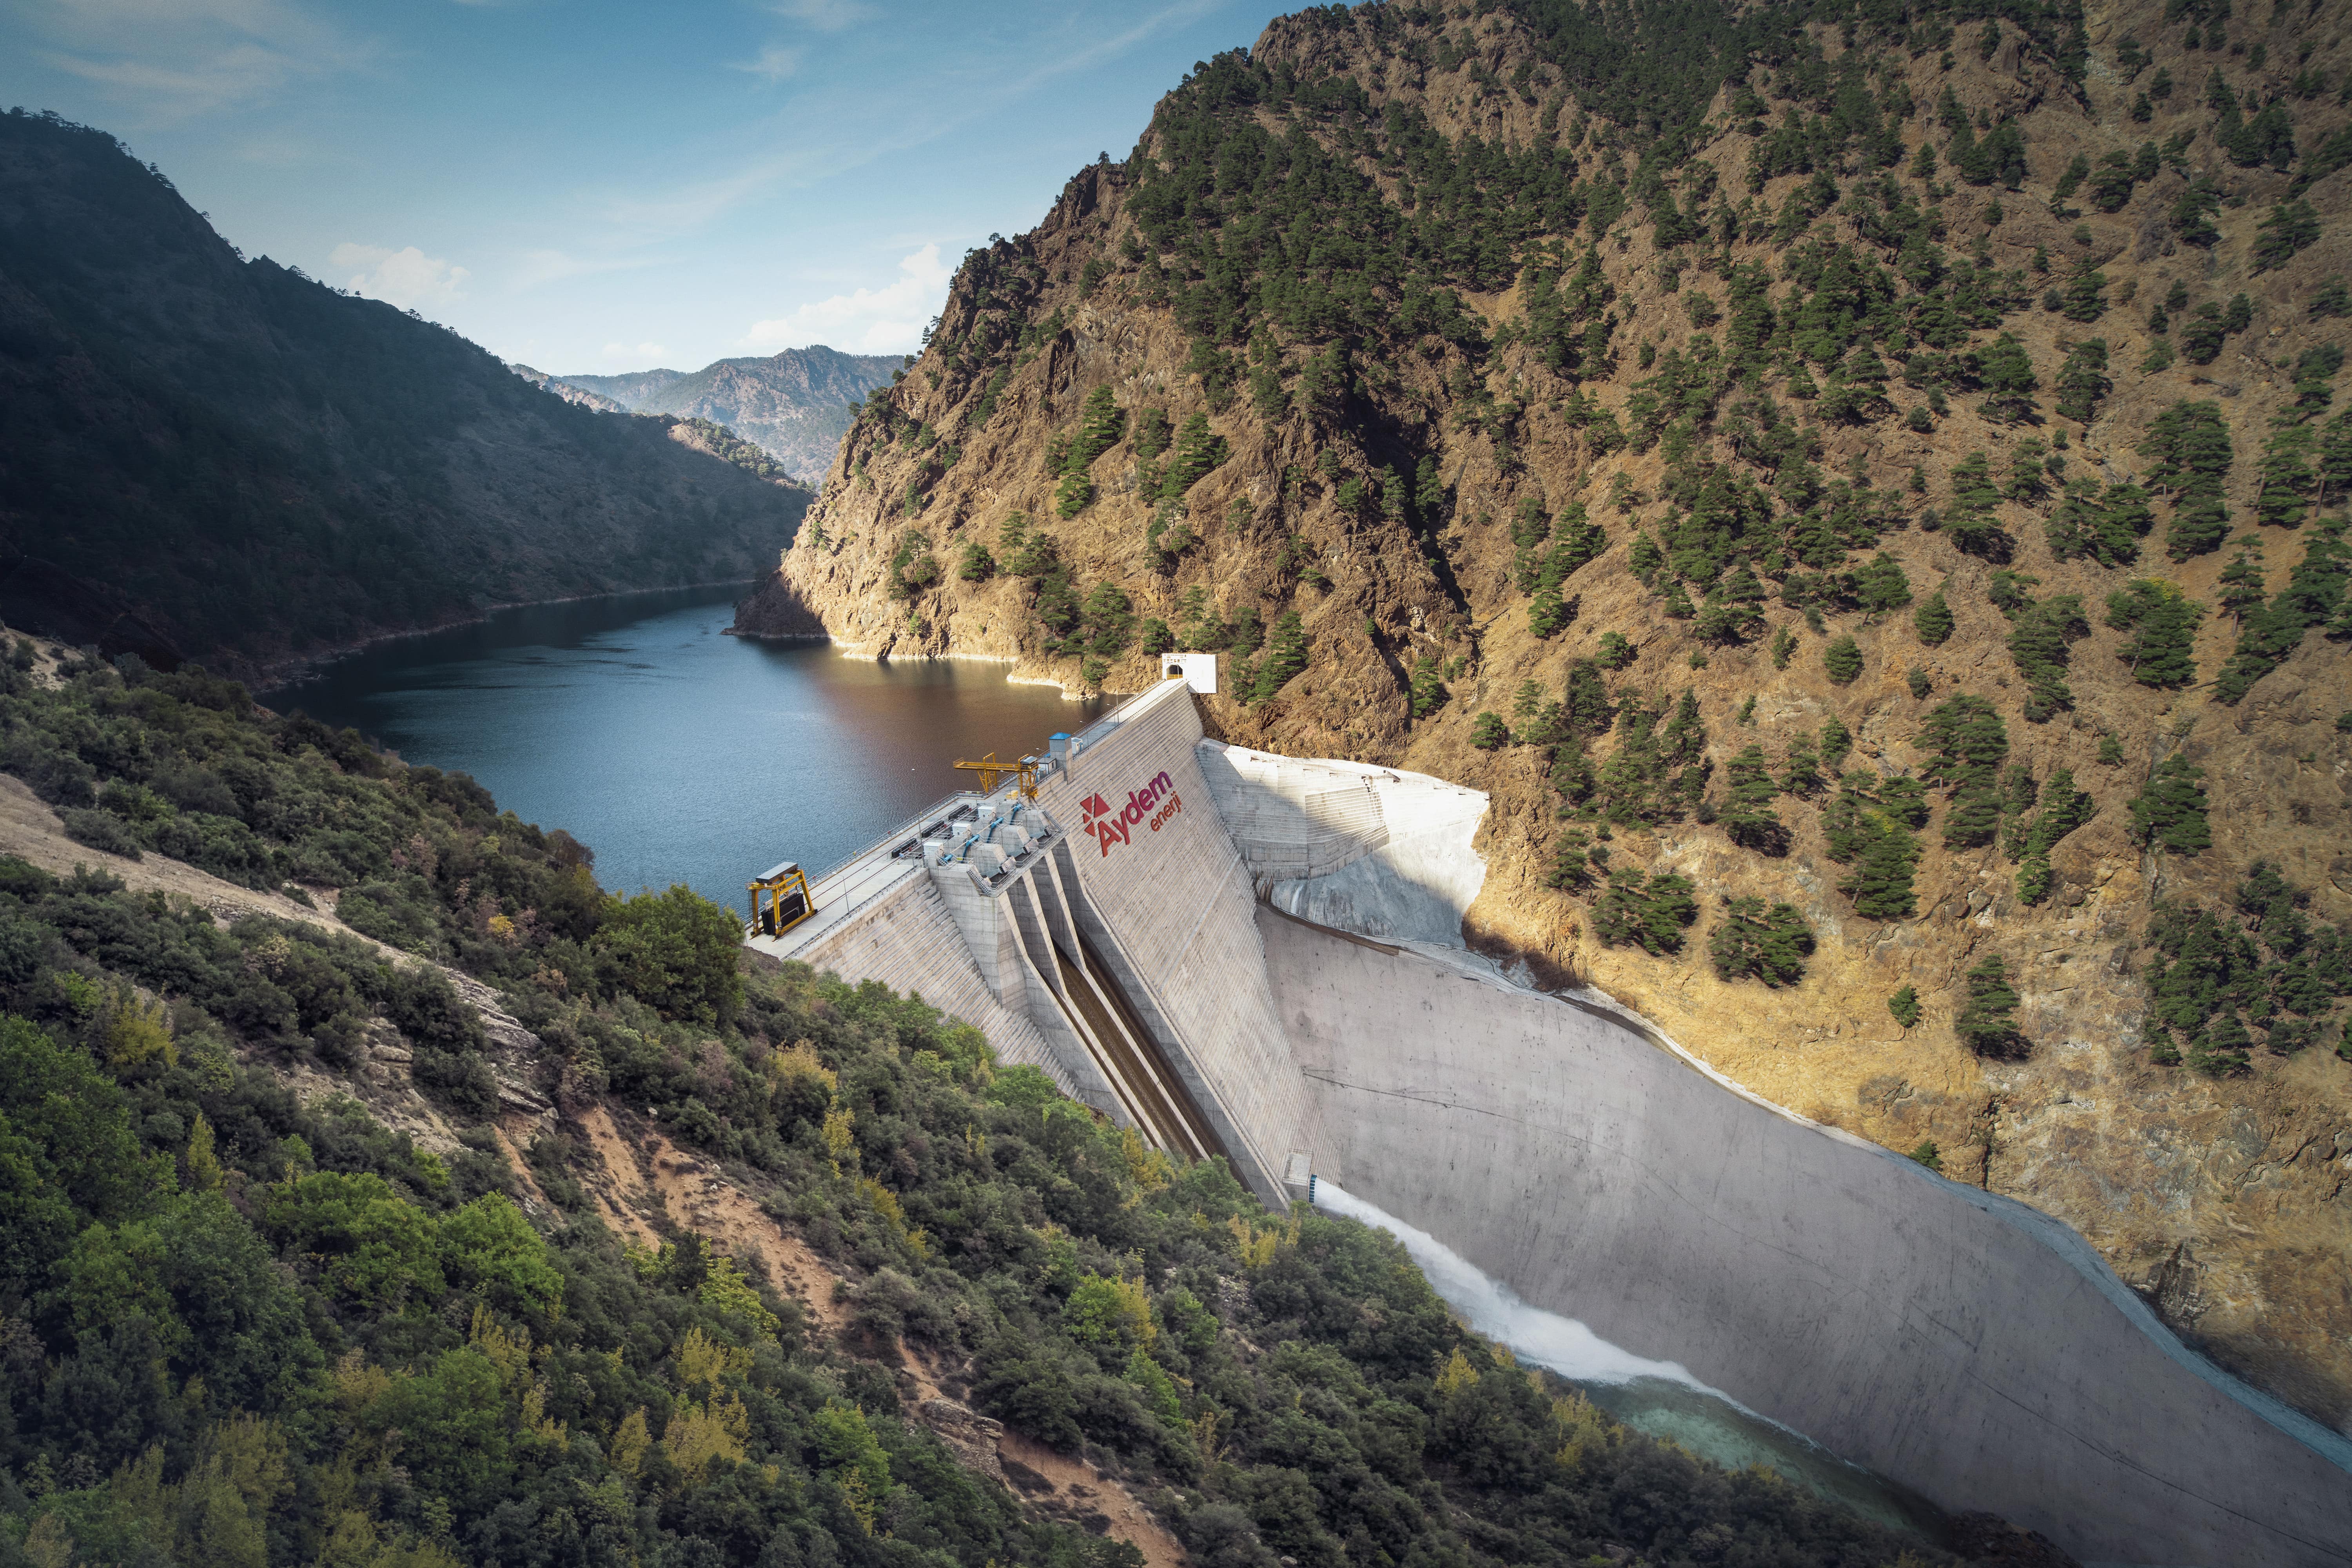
top-left (1081, 771), bottom-right (1181, 857)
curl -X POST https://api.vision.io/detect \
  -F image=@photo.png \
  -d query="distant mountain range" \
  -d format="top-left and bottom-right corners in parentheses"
top-left (552, 347), bottom-right (900, 481)
top-left (0, 108), bottom-right (808, 678)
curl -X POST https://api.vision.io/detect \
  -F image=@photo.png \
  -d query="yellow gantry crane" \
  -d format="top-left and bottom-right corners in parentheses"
top-left (951, 750), bottom-right (1046, 801)
top-left (747, 860), bottom-right (813, 938)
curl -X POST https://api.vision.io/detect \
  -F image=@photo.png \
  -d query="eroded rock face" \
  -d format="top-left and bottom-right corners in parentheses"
top-left (746, 5), bottom-right (2352, 1427)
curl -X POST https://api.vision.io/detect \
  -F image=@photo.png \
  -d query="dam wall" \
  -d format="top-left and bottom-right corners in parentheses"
top-left (757, 673), bottom-right (2352, 1562)
top-left (1024, 680), bottom-right (1305, 1205)
top-left (1265, 907), bottom-right (2352, 1568)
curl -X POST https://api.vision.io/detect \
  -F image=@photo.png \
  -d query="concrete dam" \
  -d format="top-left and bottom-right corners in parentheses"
top-left (750, 671), bottom-right (2352, 1566)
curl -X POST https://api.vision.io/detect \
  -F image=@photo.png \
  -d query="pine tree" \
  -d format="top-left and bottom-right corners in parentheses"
top-left (2253, 199), bottom-right (2322, 273)
top-left (957, 539), bottom-right (996, 581)
top-left (1720, 744), bottom-right (1782, 851)
top-left (1854, 553), bottom-right (1912, 615)
top-left (2254, 423), bottom-right (2317, 529)
top-left (1162, 413), bottom-right (1227, 496)
top-left (1073, 385), bottom-right (1126, 465)
top-left (1562, 660), bottom-right (1613, 736)
top-left (1708, 897), bottom-right (1815, 985)
top-left (1913, 586), bottom-right (1955, 645)
top-left (2103, 580), bottom-right (2203, 687)
top-left (1977, 333), bottom-right (2039, 422)
top-left (1549, 735), bottom-right (1596, 805)
top-left (1254, 611), bottom-right (1309, 701)
top-left (1545, 829), bottom-right (1594, 890)
top-left (1408, 653), bottom-right (1446, 717)
top-left (1918, 694), bottom-right (2008, 847)
top-left (1818, 716), bottom-right (1852, 771)
top-left (1847, 819), bottom-right (1923, 918)
top-left (1888, 985), bottom-right (1922, 1029)
top-left (1593, 868), bottom-right (1698, 955)
top-left (1822, 635), bottom-right (1864, 684)
top-left (1956, 955), bottom-right (2024, 1057)
top-left (2129, 755), bottom-right (2212, 854)
top-left (2053, 338), bottom-right (2110, 423)
top-left (2196, 540), bottom-right (2254, 631)
top-left (1944, 452), bottom-right (2009, 557)
top-left (1469, 711), bottom-right (1510, 749)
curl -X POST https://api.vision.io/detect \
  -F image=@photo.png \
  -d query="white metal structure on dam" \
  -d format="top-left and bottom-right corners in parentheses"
top-left (750, 668), bottom-right (2352, 1567)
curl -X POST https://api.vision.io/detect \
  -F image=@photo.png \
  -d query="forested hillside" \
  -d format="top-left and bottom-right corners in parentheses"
top-left (741, 0), bottom-right (2352, 1427)
top-left (0, 641), bottom-right (2021, 1568)
top-left (0, 111), bottom-right (811, 680)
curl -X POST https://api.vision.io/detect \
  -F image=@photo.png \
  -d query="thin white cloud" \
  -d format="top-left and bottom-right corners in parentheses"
top-left (20, 0), bottom-right (374, 118)
top-left (740, 243), bottom-right (951, 354)
top-left (734, 44), bottom-right (803, 81)
top-left (765, 0), bottom-right (875, 32)
top-left (600, 0), bottom-right (1224, 240)
top-left (330, 242), bottom-right (469, 309)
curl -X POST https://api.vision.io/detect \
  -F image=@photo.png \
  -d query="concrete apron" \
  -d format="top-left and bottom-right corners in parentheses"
top-left (776, 675), bottom-right (2352, 1563)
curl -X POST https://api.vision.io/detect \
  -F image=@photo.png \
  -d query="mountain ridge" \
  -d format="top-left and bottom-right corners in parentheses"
top-left (556, 346), bottom-right (902, 481)
top-left (0, 107), bottom-right (809, 680)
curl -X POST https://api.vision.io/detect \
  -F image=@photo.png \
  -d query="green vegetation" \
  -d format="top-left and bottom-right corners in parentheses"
top-left (1887, 985), bottom-right (1922, 1029)
top-left (2141, 401), bottom-right (2234, 560)
top-left (2129, 754), bottom-right (2212, 855)
top-left (1592, 868), bottom-right (1700, 955)
top-left (0, 645), bottom-right (1949, 1568)
top-left (1707, 897), bottom-right (1814, 986)
top-left (1821, 635), bottom-right (1863, 684)
top-left (1996, 582), bottom-right (2087, 722)
top-left (2144, 862), bottom-right (2352, 1072)
top-left (1916, 695), bottom-right (2008, 848)
top-left (2212, 519), bottom-right (2350, 705)
top-left (1823, 773), bottom-right (1924, 920)
top-left (2104, 580), bottom-right (2202, 688)
top-left (1955, 954), bottom-right (2024, 1058)
top-left (2010, 769), bottom-right (2095, 907)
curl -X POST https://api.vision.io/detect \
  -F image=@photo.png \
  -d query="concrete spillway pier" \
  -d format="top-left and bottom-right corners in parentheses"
top-left (752, 674), bottom-right (2352, 1565)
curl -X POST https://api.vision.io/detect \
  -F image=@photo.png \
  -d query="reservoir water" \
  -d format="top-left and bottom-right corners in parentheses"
top-left (268, 587), bottom-right (1105, 914)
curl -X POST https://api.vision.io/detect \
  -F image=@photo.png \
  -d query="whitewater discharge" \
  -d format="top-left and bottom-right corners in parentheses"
top-left (1308, 1181), bottom-right (1717, 1388)
top-left (1308, 1181), bottom-right (1945, 1537)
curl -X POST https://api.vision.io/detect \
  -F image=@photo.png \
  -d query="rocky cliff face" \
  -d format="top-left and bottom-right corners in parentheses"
top-left (736, 0), bottom-right (2352, 1428)
top-left (560, 347), bottom-right (902, 481)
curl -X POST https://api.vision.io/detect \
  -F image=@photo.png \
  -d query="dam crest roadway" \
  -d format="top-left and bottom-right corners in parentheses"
top-left (750, 668), bottom-right (2352, 1567)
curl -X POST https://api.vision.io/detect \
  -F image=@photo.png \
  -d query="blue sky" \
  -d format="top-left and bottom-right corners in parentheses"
top-left (0, 0), bottom-right (1291, 373)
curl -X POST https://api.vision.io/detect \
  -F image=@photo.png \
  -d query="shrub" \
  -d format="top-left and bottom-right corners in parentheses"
top-left (593, 884), bottom-right (745, 1026)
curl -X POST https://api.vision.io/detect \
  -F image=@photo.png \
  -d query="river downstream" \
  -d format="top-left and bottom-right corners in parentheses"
top-left (268, 588), bottom-right (1104, 915)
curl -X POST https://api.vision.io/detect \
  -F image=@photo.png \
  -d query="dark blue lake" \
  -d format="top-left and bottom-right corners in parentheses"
top-left (267, 588), bottom-right (1103, 918)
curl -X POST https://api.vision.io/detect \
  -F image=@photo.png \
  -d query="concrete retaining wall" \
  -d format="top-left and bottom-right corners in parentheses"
top-left (1263, 906), bottom-right (2352, 1568)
